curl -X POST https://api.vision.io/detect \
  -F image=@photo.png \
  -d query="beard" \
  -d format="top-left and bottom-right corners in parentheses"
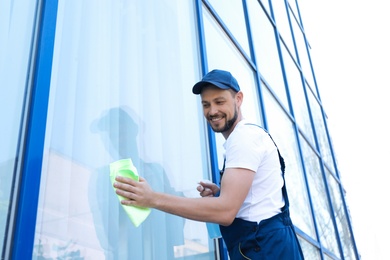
top-left (210, 108), bottom-right (238, 133)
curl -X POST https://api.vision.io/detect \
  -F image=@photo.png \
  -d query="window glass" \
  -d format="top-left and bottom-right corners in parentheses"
top-left (288, 0), bottom-right (300, 21)
top-left (270, 0), bottom-right (294, 56)
top-left (259, 0), bottom-right (270, 14)
top-left (290, 12), bottom-right (316, 93)
top-left (247, 0), bottom-right (289, 109)
top-left (324, 253), bottom-right (336, 260)
top-left (282, 46), bottom-right (315, 145)
top-left (203, 7), bottom-right (262, 125)
top-left (0, 0), bottom-right (37, 252)
top-left (208, 0), bottom-right (250, 55)
top-left (327, 170), bottom-right (355, 259)
top-left (297, 236), bottom-right (321, 259)
top-left (263, 88), bottom-right (315, 238)
top-left (299, 135), bottom-right (339, 257)
top-left (203, 6), bottom-right (263, 167)
top-left (33, 1), bottom-right (214, 259)
top-left (307, 88), bottom-right (335, 172)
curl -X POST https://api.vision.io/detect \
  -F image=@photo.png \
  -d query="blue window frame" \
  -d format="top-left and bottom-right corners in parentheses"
top-left (11, 0), bottom-right (59, 259)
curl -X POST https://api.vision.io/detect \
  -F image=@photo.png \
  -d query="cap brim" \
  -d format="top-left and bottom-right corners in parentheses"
top-left (192, 81), bottom-right (230, 94)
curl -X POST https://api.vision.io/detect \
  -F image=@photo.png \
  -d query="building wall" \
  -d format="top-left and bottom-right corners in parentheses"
top-left (0, 0), bottom-right (359, 259)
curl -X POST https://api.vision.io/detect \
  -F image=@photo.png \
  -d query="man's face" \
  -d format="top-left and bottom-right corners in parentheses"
top-left (200, 86), bottom-right (240, 134)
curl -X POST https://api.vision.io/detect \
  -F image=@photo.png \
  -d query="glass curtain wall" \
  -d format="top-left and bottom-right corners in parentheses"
top-left (32, 1), bottom-right (215, 259)
top-left (202, 0), bottom-right (358, 259)
top-left (0, 0), bottom-right (359, 259)
top-left (0, 0), bottom-right (38, 256)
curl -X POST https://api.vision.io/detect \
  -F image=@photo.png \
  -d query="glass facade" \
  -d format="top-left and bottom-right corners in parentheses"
top-left (1, 0), bottom-right (359, 259)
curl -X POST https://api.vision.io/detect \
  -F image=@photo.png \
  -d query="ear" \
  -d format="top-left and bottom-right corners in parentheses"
top-left (235, 91), bottom-right (243, 106)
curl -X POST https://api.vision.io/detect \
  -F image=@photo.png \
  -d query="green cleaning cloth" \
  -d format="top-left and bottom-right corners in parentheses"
top-left (110, 158), bottom-right (151, 227)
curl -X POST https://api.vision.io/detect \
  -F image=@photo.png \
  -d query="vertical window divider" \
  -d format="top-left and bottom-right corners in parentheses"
top-left (11, 0), bottom-right (58, 259)
top-left (1, 0), bottom-right (41, 258)
top-left (196, 1), bottom-right (228, 259)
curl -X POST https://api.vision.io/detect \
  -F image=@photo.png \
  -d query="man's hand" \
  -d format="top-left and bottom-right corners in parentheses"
top-left (114, 176), bottom-right (155, 208)
top-left (197, 180), bottom-right (220, 197)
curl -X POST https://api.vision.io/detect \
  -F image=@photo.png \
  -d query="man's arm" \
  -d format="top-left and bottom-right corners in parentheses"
top-left (114, 167), bottom-right (255, 226)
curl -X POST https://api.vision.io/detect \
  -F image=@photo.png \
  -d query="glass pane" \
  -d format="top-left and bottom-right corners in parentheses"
top-left (299, 135), bottom-right (339, 257)
top-left (33, 1), bottom-right (215, 259)
top-left (203, 7), bottom-right (262, 124)
top-left (263, 88), bottom-right (316, 238)
top-left (259, 0), bottom-right (270, 14)
top-left (290, 13), bottom-right (316, 93)
top-left (203, 6), bottom-right (263, 166)
top-left (208, 0), bottom-right (250, 55)
top-left (288, 0), bottom-right (300, 22)
top-left (324, 253), bottom-right (335, 260)
top-left (307, 89), bottom-right (335, 172)
top-left (0, 0), bottom-right (37, 252)
top-left (327, 171), bottom-right (355, 260)
top-left (297, 236), bottom-right (321, 260)
top-left (271, 0), bottom-right (294, 55)
top-left (282, 46), bottom-right (315, 145)
top-left (247, 0), bottom-right (289, 109)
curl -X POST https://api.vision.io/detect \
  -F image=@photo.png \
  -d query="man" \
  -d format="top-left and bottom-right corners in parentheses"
top-left (114, 69), bottom-right (304, 259)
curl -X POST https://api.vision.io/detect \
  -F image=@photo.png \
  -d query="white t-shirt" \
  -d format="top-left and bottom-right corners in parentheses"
top-left (223, 119), bottom-right (285, 223)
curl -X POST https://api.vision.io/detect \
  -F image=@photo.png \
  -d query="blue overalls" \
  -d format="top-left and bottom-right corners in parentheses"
top-left (219, 126), bottom-right (304, 259)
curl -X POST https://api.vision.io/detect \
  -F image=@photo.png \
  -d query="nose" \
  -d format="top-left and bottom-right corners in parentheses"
top-left (209, 104), bottom-right (219, 116)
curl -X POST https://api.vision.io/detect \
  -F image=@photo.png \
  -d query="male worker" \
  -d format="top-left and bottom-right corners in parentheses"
top-left (114, 69), bottom-right (304, 259)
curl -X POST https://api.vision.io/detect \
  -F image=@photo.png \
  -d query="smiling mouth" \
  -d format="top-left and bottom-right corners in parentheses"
top-left (210, 117), bottom-right (223, 122)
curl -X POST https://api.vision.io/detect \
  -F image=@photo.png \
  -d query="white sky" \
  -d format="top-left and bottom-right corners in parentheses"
top-left (299, 0), bottom-right (390, 259)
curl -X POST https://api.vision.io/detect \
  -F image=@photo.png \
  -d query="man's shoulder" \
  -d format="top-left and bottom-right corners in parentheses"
top-left (228, 121), bottom-right (267, 146)
top-left (234, 120), bottom-right (267, 136)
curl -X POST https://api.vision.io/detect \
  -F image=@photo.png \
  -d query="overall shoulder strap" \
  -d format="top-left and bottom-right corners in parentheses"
top-left (244, 123), bottom-right (285, 175)
top-left (243, 123), bottom-right (290, 210)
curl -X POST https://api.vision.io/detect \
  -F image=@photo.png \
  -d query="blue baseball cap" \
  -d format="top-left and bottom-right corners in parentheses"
top-left (192, 69), bottom-right (240, 94)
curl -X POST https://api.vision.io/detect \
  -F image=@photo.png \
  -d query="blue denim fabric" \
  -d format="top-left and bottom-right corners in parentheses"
top-left (220, 210), bottom-right (304, 259)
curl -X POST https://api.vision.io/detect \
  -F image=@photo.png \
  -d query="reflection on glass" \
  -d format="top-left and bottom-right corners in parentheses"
top-left (247, 0), bottom-right (289, 110)
top-left (0, 0), bottom-right (37, 253)
top-left (307, 89), bottom-right (335, 172)
top-left (327, 170), bottom-right (355, 260)
top-left (299, 135), bottom-right (340, 257)
top-left (263, 88), bottom-right (315, 238)
top-left (33, 1), bottom-right (214, 259)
